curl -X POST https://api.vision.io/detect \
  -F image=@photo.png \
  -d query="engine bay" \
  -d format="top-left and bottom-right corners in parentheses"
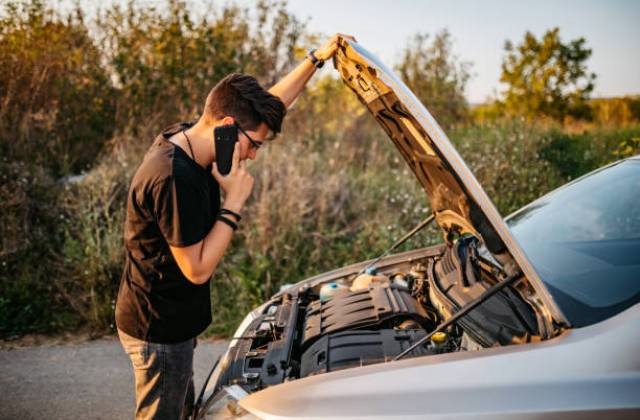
top-left (216, 238), bottom-right (541, 393)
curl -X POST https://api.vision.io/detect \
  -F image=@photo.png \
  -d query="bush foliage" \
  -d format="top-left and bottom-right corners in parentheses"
top-left (396, 29), bottom-right (471, 129)
top-left (1, 0), bottom-right (638, 338)
top-left (0, 0), bottom-right (115, 177)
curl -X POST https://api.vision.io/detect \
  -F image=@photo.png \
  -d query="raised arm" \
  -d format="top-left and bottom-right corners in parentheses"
top-left (269, 34), bottom-right (355, 109)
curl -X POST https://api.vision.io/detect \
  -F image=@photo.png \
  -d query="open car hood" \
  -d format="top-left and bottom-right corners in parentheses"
top-left (334, 37), bottom-right (568, 328)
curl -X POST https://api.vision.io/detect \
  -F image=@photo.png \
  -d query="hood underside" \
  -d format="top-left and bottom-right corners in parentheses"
top-left (333, 37), bottom-right (568, 328)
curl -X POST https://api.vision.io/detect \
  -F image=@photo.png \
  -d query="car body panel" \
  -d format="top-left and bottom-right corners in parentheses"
top-left (239, 303), bottom-right (640, 419)
top-left (333, 37), bottom-right (568, 330)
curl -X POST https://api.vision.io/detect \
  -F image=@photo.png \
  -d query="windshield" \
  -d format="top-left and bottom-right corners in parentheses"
top-left (507, 159), bottom-right (640, 327)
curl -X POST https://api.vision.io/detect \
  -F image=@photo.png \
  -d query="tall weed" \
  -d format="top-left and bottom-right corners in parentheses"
top-left (56, 148), bottom-right (131, 330)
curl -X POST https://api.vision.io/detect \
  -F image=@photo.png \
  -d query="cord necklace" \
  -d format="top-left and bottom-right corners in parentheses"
top-left (182, 129), bottom-right (196, 163)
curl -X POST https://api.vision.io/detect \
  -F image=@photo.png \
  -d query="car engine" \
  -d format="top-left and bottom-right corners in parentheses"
top-left (216, 240), bottom-right (539, 393)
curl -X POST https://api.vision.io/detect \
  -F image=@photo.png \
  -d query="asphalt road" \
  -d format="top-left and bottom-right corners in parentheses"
top-left (0, 336), bottom-right (229, 420)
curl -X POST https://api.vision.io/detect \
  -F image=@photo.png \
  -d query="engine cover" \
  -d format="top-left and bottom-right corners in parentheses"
top-left (302, 282), bottom-right (432, 347)
top-left (300, 329), bottom-right (433, 377)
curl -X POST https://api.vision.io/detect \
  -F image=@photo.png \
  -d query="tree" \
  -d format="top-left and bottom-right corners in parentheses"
top-left (396, 29), bottom-right (471, 129)
top-left (96, 0), bottom-right (304, 133)
top-left (0, 0), bottom-right (116, 176)
top-left (500, 28), bottom-right (596, 120)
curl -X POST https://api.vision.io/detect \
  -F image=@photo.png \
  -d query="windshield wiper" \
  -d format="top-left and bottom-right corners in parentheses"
top-left (393, 270), bottom-right (522, 361)
top-left (358, 213), bottom-right (436, 275)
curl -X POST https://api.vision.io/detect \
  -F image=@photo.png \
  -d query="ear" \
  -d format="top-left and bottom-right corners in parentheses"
top-left (221, 116), bottom-right (235, 126)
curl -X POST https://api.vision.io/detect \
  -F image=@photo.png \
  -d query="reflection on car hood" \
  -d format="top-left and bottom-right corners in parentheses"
top-left (333, 37), bottom-right (567, 327)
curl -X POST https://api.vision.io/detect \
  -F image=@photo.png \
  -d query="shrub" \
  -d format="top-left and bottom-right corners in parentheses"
top-left (590, 96), bottom-right (640, 127)
top-left (56, 148), bottom-right (131, 330)
top-left (96, 0), bottom-right (304, 134)
top-left (0, 161), bottom-right (66, 335)
top-left (0, 0), bottom-right (115, 177)
top-left (396, 29), bottom-right (471, 129)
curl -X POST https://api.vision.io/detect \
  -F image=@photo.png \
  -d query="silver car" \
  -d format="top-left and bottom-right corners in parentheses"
top-left (195, 37), bottom-right (640, 419)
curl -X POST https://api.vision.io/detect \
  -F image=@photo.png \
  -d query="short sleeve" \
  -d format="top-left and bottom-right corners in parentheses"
top-left (153, 176), bottom-right (207, 247)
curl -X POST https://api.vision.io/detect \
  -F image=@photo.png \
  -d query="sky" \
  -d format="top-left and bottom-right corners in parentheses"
top-left (282, 0), bottom-right (640, 103)
top-left (52, 0), bottom-right (640, 103)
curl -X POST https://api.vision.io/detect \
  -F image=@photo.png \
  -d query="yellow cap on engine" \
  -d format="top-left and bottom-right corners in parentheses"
top-left (431, 332), bottom-right (447, 344)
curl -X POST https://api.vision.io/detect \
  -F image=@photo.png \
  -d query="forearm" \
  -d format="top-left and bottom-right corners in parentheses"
top-left (269, 34), bottom-right (352, 110)
top-left (193, 197), bottom-right (247, 282)
top-left (269, 57), bottom-right (316, 109)
top-left (171, 205), bottom-right (242, 284)
top-left (194, 219), bottom-right (236, 282)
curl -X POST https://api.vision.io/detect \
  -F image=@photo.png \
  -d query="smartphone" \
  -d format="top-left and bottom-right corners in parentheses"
top-left (214, 124), bottom-right (238, 175)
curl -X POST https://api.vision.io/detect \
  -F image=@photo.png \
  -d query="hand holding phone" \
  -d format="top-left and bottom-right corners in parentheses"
top-left (211, 142), bottom-right (255, 212)
top-left (214, 124), bottom-right (238, 176)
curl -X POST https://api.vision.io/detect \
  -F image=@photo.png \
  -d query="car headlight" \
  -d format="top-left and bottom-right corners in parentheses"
top-left (199, 385), bottom-right (261, 419)
top-left (197, 305), bottom-right (269, 419)
top-left (200, 305), bottom-right (266, 402)
top-left (229, 304), bottom-right (265, 347)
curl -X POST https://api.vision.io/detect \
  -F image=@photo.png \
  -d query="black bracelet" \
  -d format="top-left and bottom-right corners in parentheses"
top-left (307, 49), bottom-right (324, 69)
top-left (216, 215), bottom-right (238, 231)
top-left (219, 208), bottom-right (241, 222)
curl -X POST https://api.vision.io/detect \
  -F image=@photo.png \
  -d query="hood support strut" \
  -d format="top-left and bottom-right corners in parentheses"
top-left (394, 270), bottom-right (522, 361)
top-left (359, 214), bottom-right (436, 276)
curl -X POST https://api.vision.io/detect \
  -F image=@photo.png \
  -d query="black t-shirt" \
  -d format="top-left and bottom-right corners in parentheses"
top-left (115, 122), bottom-right (220, 343)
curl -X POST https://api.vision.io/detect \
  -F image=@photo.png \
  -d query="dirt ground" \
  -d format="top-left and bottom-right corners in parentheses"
top-left (0, 334), bottom-right (229, 420)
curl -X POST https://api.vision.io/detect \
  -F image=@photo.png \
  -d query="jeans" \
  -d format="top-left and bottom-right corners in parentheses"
top-left (118, 329), bottom-right (196, 420)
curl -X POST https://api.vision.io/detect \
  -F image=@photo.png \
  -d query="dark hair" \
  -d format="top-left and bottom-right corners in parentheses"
top-left (204, 73), bottom-right (286, 134)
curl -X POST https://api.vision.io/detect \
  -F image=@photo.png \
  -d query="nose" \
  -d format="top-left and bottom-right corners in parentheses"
top-left (248, 148), bottom-right (257, 160)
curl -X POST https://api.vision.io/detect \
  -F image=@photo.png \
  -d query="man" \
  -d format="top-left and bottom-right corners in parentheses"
top-left (115, 34), bottom-right (349, 419)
